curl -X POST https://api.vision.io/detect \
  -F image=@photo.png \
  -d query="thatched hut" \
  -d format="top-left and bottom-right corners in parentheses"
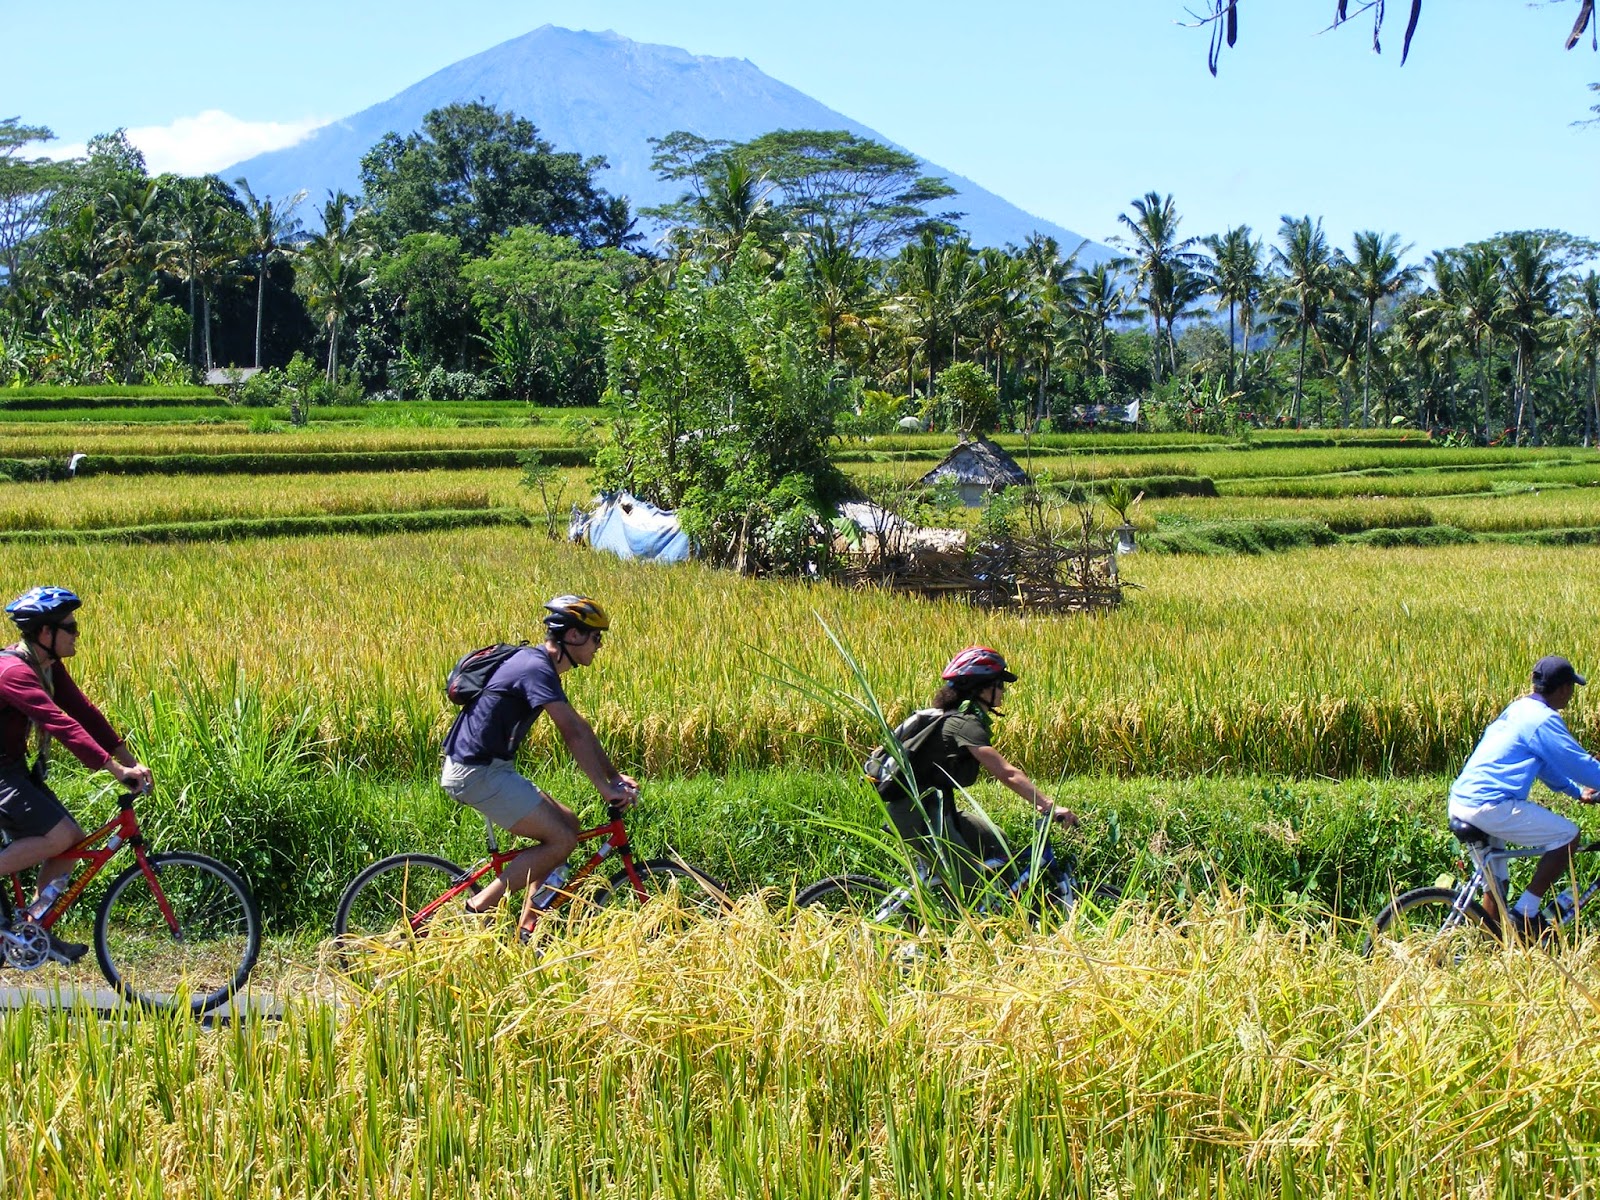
top-left (918, 436), bottom-right (1031, 506)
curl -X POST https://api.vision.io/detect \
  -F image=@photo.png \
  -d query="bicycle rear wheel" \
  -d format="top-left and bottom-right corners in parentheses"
top-left (797, 874), bottom-right (921, 929)
top-left (1362, 886), bottom-right (1496, 961)
top-left (596, 858), bottom-right (726, 917)
top-left (333, 854), bottom-right (474, 967)
top-left (94, 852), bottom-right (261, 1014)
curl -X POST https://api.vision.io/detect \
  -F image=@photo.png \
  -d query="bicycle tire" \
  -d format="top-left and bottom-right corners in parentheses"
top-left (333, 853), bottom-right (474, 962)
top-left (796, 874), bottom-right (921, 928)
top-left (94, 851), bottom-right (261, 1014)
top-left (595, 858), bottom-right (725, 917)
top-left (1362, 886), bottom-right (1496, 961)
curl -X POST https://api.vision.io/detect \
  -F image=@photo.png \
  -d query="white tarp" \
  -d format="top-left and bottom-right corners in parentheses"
top-left (570, 491), bottom-right (690, 563)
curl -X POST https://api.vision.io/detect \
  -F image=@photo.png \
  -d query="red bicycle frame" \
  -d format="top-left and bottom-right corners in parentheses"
top-left (5, 790), bottom-right (178, 933)
top-left (407, 802), bottom-right (652, 932)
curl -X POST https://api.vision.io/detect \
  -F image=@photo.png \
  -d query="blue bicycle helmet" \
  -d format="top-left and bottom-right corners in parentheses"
top-left (6, 586), bottom-right (82, 635)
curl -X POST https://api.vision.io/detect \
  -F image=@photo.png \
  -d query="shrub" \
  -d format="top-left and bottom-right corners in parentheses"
top-left (927, 362), bottom-right (999, 435)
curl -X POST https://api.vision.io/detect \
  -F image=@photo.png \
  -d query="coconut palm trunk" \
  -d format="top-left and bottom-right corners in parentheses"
top-left (202, 290), bottom-right (214, 374)
top-left (254, 266), bottom-right (267, 369)
top-left (1361, 299), bottom-right (1376, 427)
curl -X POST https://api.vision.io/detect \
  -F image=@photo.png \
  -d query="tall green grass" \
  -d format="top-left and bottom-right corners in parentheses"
top-left (1, 905), bottom-right (1595, 1196)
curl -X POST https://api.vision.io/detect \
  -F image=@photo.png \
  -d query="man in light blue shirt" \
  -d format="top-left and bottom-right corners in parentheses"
top-left (1449, 655), bottom-right (1600, 938)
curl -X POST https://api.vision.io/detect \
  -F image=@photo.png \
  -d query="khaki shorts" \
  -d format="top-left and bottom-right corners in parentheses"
top-left (440, 758), bottom-right (551, 830)
top-left (1448, 795), bottom-right (1579, 852)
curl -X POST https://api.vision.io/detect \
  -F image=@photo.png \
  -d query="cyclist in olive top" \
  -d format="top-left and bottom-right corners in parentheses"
top-left (880, 646), bottom-right (1075, 898)
top-left (440, 595), bottom-right (637, 935)
top-left (0, 587), bottom-right (153, 963)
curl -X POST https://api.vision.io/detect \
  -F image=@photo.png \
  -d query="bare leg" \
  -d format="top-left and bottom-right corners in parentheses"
top-left (0, 817), bottom-right (81, 884)
top-left (465, 800), bottom-right (580, 921)
top-left (1527, 835), bottom-right (1580, 902)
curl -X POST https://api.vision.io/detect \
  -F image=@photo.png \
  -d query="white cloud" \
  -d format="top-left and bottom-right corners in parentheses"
top-left (47, 111), bottom-right (327, 177)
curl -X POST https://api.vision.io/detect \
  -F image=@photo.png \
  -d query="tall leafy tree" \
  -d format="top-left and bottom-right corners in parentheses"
top-left (737, 129), bottom-right (958, 257)
top-left (647, 129), bottom-right (958, 259)
top-left (360, 102), bottom-right (616, 256)
top-left (1348, 230), bottom-right (1418, 427)
top-left (234, 179), bottom-right (306, 368)
top-left (598, 248), bottom-right (847, 570)
top-left (462, 228), bottom-right (637, 405)
top-left (0, 118), bottom-right (68, 290)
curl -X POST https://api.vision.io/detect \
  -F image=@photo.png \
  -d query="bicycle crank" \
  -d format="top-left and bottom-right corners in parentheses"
top-left (1, 921), bottom-right (50, 971)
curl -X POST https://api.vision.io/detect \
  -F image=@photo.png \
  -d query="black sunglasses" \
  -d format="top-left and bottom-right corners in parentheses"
top-left (54, 622), bottom-right (79, 634)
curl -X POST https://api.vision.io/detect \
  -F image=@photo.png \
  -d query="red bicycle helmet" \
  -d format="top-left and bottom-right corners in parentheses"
top-left (941, 646), bottom-right (1018, 684)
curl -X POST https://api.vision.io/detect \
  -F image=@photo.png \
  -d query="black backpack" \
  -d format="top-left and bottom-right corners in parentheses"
top-left (862, 708), bottom-right (949, 796)
top-left (444, 642), bottom-right (529, 706)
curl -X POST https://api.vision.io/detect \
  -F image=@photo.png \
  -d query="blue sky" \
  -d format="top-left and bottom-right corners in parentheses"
top-left (6, 1), bottom-right (1596, 261)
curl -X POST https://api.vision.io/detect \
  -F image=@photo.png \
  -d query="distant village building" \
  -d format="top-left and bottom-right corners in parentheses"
top-left (918, 437), bottom-right (1032, 506)
top-left (204, 367), bottom-right (261, 386)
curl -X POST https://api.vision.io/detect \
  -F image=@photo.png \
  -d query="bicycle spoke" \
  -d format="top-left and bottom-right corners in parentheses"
top-left (95, 853), bottom-right (260, 1013)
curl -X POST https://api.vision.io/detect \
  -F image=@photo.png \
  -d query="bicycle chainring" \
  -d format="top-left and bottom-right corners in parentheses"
top-left (2, 920), bottom-right (50, 971)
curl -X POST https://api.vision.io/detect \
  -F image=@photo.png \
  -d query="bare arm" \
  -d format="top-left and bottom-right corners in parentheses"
top-left (545, 701), bottom-right (636, 805)
top-left (969, 744), bottom-right (1077, 826)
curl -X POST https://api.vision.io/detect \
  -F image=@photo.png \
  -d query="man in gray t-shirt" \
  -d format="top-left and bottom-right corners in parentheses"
top-left (440, 594), bottom-right (637, 935)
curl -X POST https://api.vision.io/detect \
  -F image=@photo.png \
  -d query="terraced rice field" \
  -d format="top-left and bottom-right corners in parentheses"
top-left (5, 404), bottom-right (1600, 1196)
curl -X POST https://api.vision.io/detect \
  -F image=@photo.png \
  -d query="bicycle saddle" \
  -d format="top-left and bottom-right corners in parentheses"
top-left (1448, 817), bottom-right (1491, 845)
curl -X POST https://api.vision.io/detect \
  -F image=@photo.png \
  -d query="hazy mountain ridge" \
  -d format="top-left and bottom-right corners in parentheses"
top-left (225, 26), bottom-right (1109, 258)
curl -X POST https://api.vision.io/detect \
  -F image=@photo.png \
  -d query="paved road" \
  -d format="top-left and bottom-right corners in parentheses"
top-left (0, 981), bottom-right (284, 1022)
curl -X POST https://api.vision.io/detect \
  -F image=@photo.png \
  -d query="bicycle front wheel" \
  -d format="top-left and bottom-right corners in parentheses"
top-left (1362, 886), bottom-right (1496, 961)
top-left (797, 874), bottom-right (920, 929)
top-left (597, 858), bottom-right (725, 917)
top-left (334, 853), bottom-right (473, 952)
top-left (95, 852), bottom-right (261, 1014)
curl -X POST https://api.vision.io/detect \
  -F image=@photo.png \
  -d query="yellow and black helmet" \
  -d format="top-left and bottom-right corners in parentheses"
top-left (542, 594), bottom-right (610, 635)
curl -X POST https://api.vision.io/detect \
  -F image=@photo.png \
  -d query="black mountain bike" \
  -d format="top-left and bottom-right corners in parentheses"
top-left (797, 814), bottom-right (1120, 926)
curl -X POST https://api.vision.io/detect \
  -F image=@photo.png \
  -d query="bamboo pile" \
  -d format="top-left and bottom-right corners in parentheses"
top-left (839, 530), bottom-right (1123, 611)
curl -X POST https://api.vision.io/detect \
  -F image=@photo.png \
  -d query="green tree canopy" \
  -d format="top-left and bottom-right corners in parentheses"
top-left (647, 129), bottom-right (959, 259)
top-left (0, 118), bottom-right (70, 288)
top-left (463, 227), bottom-right (638, 404)
top-left (597, 246), bottom-right (849, 570)
top-left (359, 102), bottom-right (622, 256)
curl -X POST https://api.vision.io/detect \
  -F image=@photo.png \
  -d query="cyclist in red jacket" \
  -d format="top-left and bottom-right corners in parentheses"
top-left (0, 587), bottom-right (152, 962)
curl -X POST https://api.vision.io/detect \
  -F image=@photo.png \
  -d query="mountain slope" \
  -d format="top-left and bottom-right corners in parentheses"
top-left (225, 26), bottom-right (1110, 258)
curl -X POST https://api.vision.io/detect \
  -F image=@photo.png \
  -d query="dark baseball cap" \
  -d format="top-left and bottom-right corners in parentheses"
top-left (1532, 655), bottom-right (1587, 692)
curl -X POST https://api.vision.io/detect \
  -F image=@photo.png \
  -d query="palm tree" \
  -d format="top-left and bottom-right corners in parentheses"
top-left (1348, 231), bottom-right (1418, 427)
top-left (1116, 192), bottom-right (1202, 382)
top-left (1422, 245), bottom-right (1504, 442)
top-left (1203, 226), bottom-right (1264, 393)
top-left (295, 191), bottom-right (375, 384)
top-left (801, 221), bottom-right (872, 364)
top-left (1015, 235), bottom-right (1078, 425)
top-left (1074, 263), bottom-right (1129, 381)
top-left (234, 179), bottom-right (306, 369)
top-left (1317, 297), bottom-right (1368, 426)
top-left (696, 153), bottom-right (779, 268)
top-left (1563, 272), bottom-right (1600, 447)
top-left (1271, 215), bottom-right (1342, 426)
top-left (160, 176), bottom-right (233, 372)
top-left (1496, 233), bottom-right (1562, 445)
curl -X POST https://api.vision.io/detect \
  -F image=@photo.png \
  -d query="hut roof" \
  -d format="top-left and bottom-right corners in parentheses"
top-left (918, 437), bottom-right (1032, 490)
